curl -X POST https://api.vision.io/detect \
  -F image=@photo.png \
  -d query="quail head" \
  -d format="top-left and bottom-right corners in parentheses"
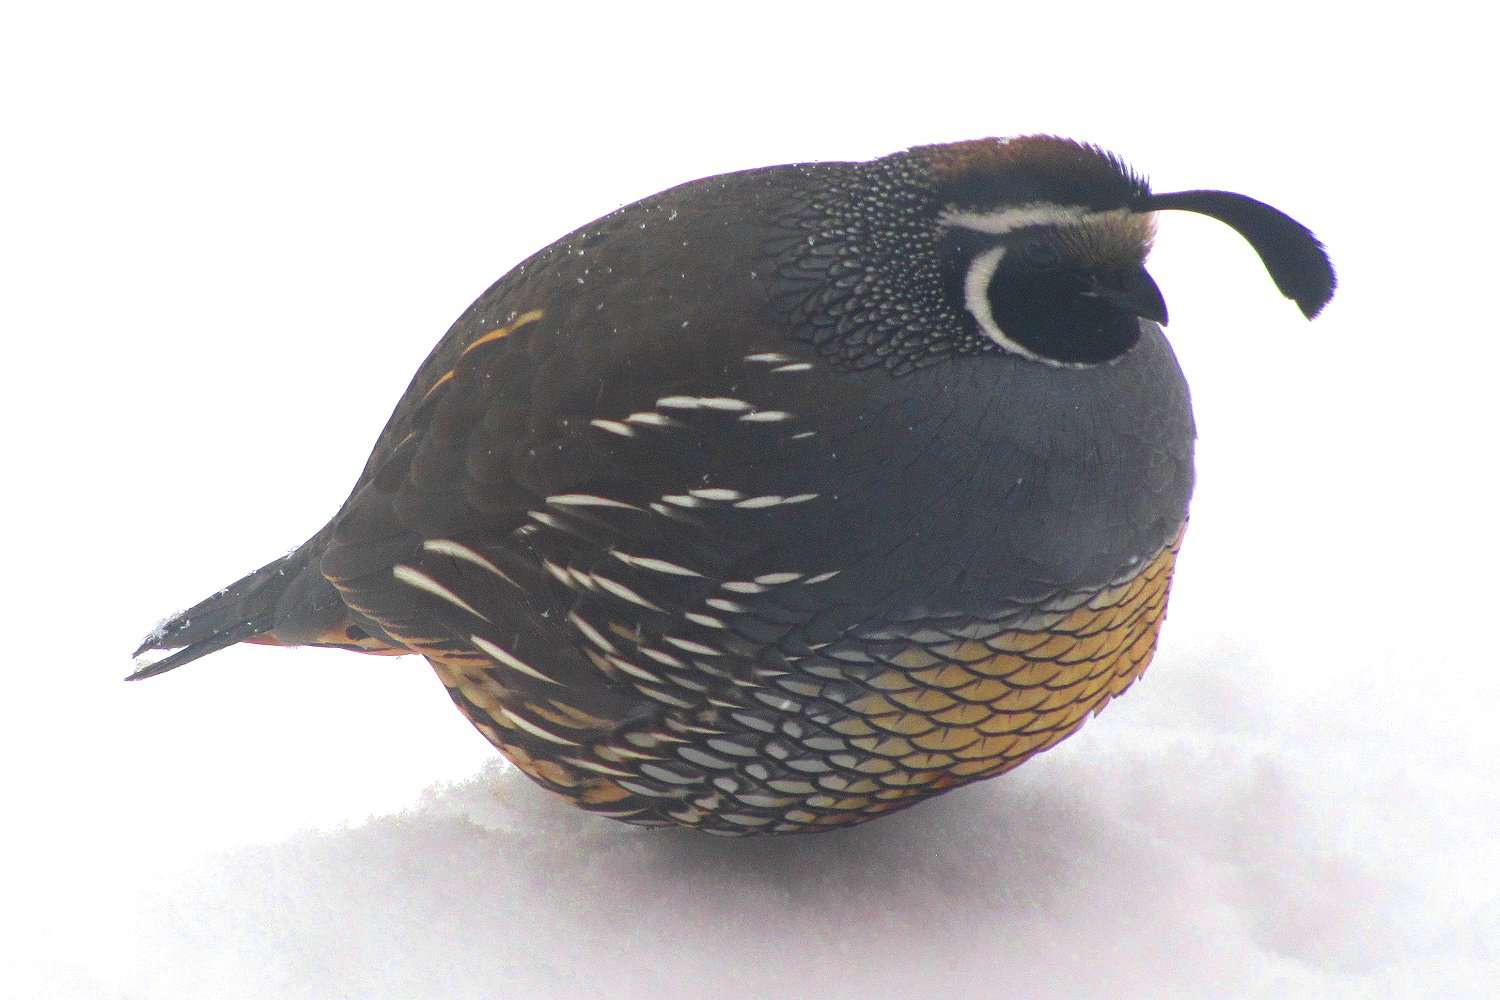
top-left (134, 135), bottom-right (1335, 835)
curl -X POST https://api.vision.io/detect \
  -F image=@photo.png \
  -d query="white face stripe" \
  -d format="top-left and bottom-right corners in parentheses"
top-left (962, 245), bottom-right (1047, 363)
top-left (940, 202), bottom-right (1132, 235)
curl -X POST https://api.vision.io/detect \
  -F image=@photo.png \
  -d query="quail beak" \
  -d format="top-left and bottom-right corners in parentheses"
top-left (1089, 265), bottom-right (1169, 326)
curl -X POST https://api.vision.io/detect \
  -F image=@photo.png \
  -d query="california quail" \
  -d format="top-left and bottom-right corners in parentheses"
top-left (133, 136), bottom-right (1335, 835)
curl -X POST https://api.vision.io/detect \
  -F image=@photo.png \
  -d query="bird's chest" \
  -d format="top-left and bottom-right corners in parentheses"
top-left (778, 346), bottom-right (1192, 620)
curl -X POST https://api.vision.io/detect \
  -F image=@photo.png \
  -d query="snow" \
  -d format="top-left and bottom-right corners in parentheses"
top-left (3, 3), bottom-right (1495, 998)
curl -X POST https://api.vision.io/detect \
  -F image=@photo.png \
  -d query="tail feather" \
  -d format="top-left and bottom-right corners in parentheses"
top-left (127, 628), bottom-right (261, 681)
top-left (129, 552), bottom-right (304, 680)
top-left (129, 537), bottom-right (398, 680)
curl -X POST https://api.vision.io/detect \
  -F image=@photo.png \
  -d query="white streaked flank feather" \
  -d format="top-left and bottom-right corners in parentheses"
top-left (469, 634), bottom-right (559, 685)
top-left (392, 565), bottom-right (490, 621)
top-left (422, 539), bottom-right (519, 589)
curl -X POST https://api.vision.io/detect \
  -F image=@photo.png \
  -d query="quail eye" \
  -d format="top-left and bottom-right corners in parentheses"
top-left (1020, 239), bottom-right (1060, 270)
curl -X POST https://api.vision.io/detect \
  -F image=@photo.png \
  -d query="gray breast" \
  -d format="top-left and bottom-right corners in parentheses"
top-left (801, 322), bottom-right (1195, 621)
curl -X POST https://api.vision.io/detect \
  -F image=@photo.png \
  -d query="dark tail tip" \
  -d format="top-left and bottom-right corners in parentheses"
top-left (128, 554), bottom-right (297, 681)
top-left (1135, 189), bottom-right (1337, 319)
top-left (127, 629), bottom-right (255, 681)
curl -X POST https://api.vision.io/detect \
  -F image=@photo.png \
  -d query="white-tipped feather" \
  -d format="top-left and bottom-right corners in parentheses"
top-left (612, 551), bottom-right (703, 577)
top-left (422, 539), bottom-right (520, 589)
top-left (469, 635), bottom-right (559, 685)
top-left (498, 707), bottom-right (579, 745)
top-left (546, 494), bottom-right (639, 510)
top-left (392, 565), bottom-right (490, 621)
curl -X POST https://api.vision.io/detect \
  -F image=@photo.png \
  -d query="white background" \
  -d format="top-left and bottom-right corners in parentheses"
top-left (3, 2), bottom-right (1495, 997)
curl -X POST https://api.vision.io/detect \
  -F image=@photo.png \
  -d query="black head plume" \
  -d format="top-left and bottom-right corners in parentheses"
top-left (1133, 190), bottom-right (1336, 318)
